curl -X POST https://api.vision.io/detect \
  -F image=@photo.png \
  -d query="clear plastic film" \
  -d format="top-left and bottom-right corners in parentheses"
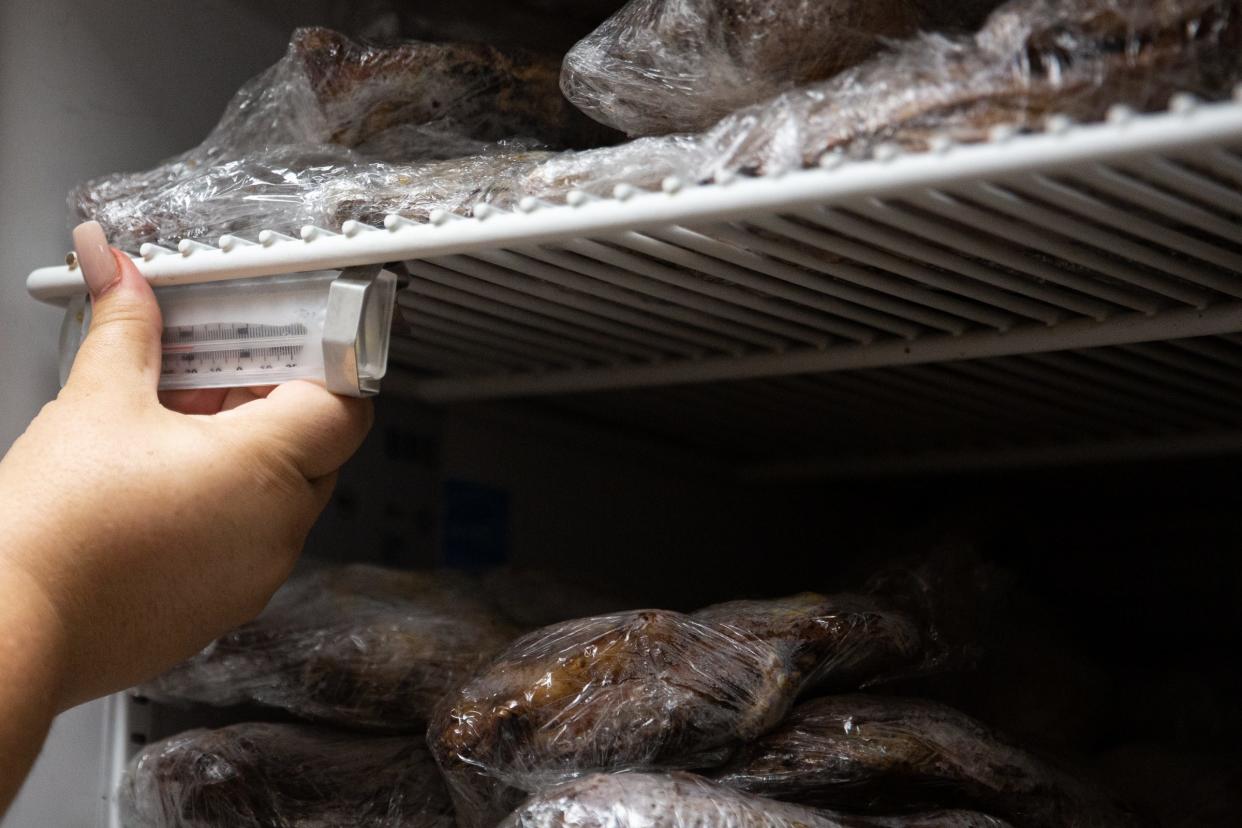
top-left (70, 26), bottom-right (618, 250)
top-left (72, 1), bottom-right (1242, 252)
top-left (497, 772), bottom-right (1015, 828)
top-left (339, 134), bottom-right (706, 225)
top-left (697, 0), bottom-right (1242, 172)
top-left (559, 0), bottom-right (926, 136)
top-left (427, 589), bottom-right (939, 828)
top-left (140, 565), bottom-right (520, 731)
top-left (429, 610), bottom-right (804, 827)
top-left (688, 593), bottom-right (924, 692)
top-left (544, 0), bottom-right (1242, 185)
top-left (119, 722), bottom-right (455, 828)
top-left (714, 695), bottom-right (1136, 828)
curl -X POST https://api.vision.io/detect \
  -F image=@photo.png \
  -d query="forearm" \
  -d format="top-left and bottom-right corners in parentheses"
top-left (0, 557), bottom-right (68, 814)
top-left (0, 224), bottom-right (370, 816)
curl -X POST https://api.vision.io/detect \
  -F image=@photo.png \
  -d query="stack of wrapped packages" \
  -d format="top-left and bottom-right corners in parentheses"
top-left (121, 551), bottom-right (1154, 827)
top-left (73, 0), bottom-right (1242, 252)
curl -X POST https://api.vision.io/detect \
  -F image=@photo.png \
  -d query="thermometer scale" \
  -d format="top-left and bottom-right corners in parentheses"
top-left (160, 323), bottom-right (310, 387)
top-left (57, 265), bottom-right (397, 397)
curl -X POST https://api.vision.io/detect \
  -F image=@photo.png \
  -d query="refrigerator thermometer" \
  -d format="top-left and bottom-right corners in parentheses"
top-left (58, 266), bottom-right (397, 397)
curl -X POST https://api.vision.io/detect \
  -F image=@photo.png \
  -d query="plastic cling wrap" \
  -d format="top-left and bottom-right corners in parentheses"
top-left (498, 772), bottom-right (1015, 828)
top-left (72, 1), bottom-right (1242, 251)
top-left (559, 0), bottom-right (924, 136)
top-left (697, 0), bottom-right (1242, 172)
top-left (337, 134), bottom-right (704, 227)
top-left (119, 722), bottom-right (454, 828)
top-left (688, 593), bottom-right (926, 692)
top-left (547, 0), bottom-right (1242, 185)
top-left (714, 696), bottom-right (1134, 828)
top-left (343, 0), bottom-right (1242, 212)
top-left (71, 26), bottom-right (619, 250)
top-left (83, 146), bottom-right (554, 254)
top-left (141, 565), bottom-right (519, 731)
top-left (427, 593), bottom-right (927, 828)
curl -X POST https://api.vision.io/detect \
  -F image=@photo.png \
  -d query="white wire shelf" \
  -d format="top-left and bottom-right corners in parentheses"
top-left (28, 94), bottom-right (1242, 470)
top-left (377, 98), bottom-right (1242, 403)
top-left (516, 334), bottom-right (1242, 477)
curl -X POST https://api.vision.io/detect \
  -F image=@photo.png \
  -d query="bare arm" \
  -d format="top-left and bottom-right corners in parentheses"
top-left (0, 565), bottom-right (67, 808)
top-left (0, 222), bottom-right (373, 812)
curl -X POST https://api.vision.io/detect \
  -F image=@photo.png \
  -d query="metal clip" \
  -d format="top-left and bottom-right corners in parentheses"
top-left (323, 265), bottom-right (398, 397)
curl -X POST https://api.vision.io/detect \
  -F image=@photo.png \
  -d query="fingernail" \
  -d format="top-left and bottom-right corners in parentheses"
top-left (72, 221), bottom-right (119, 297)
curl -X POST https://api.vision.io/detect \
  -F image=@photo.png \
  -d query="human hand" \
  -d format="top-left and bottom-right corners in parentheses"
top-left (0, 222), bottom-right (372, 711)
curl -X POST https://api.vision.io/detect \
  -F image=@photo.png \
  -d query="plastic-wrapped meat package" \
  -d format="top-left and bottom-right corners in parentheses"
top-left (560, 0), bottom-right (925, 136)
top-left (141, 565), bottom-right (519, 731)
top-left (498, 772), bottom-right (1015, 828)
top-left (77, 26), bottom-right (606, 204)
top-left (119, 722), bottom-right (455, 828)
top-left (291, 28), bottom-right (615, 151)
top-left (714, 696), bottom-right (1135, 828)
top-left (81, 136), bottom-right (703, 248)
top-left (537, 0), bottom-right (1242, 194)
top-left (687, 593), bottom-right (928, 692)
top-left (318, 149), bottom-right (554, 228)
top-left (71, 26), bottom-right (619, 250)
top-left (427, 587), bottom-right (944, 827)
top-left (397, 0), bottom-right (1242, 215)
top-left (698, 0), bottom-right (1242, 172)
top-left (74, 1), bottom-right (1242, 253)
top-left (347, 134), bottom-right (703, 224)
top-left (77, 144), bottom-right (374, 257)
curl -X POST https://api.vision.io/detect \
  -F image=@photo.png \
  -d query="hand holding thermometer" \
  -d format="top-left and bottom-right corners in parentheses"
top-left (56, 265), bottom-right (397, 397)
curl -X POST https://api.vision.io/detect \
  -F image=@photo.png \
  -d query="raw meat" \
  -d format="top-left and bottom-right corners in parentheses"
top-left (428, 593), bottom-right (925, 827)
top-left (715, 695), bottom-right (1135, 827)
top-left (560, 0), bottom-right (924, 136)
top-left (119, 722), bottom-right (454, 827)
top-left (142, 565), bottom-right (519, 731)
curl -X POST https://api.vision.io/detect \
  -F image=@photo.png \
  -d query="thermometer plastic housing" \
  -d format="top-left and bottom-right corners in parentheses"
top-left (57, 266), bottom-right (397, 398)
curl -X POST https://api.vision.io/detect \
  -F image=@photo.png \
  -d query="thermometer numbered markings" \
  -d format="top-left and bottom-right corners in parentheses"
top-left (160, 322), bottom-right (308, 377)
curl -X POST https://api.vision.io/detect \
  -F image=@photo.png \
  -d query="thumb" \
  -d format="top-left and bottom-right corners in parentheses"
top-left (65, 221), bottom-right (163, 397)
